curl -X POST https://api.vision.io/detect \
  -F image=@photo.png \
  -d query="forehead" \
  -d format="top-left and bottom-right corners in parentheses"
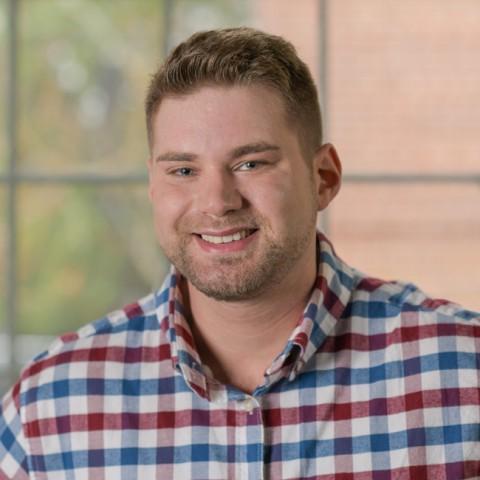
top-left (150, 85), bottom-right (293, 154)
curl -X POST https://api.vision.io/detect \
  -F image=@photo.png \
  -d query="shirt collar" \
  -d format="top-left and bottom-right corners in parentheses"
top-left (155, 232), bottom-right (356, 399)
top-left (261, 232), bottom-right (356, 386)
top-left (155, 271), bottom-right (209, 399)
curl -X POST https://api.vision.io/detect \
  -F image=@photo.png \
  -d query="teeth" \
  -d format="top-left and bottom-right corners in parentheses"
top-left (201, 230), bottom-right (251, 244)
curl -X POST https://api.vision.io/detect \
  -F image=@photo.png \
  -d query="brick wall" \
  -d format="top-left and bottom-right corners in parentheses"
top-left (255, 0), bottom-right (480, 310)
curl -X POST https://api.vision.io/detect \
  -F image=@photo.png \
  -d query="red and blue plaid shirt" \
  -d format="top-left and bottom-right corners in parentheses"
top-left (1, 233), bottom-right (479, 479)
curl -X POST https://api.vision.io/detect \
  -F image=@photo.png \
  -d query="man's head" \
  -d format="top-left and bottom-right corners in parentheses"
top-left (146, 28), bottom-right (341, 302)
top-left (145, 27), bottom-right (322, 161)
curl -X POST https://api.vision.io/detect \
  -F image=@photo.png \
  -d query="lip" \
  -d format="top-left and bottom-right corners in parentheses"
top-left (193, 229), bottom-right (258, 254)
top-left (194, 227), bottom-right (255, 236)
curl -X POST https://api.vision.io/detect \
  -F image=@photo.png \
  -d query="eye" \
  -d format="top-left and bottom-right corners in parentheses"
top-left (236, 160), bottom-right (263, 172)
top-left (171, 166), bottom-right (195, 177)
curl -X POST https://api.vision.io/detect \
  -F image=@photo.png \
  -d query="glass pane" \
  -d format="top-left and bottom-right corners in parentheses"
top-left (329, 1), bottom-right (480, 175)
top-left (252, 0), bottom-right (320, 85)
top-left (329, 182), bottom-right (480, 312)
top-left (0, 186), bottom-right (9, 395)
top-left (0, 187), bottom-right (6, 330)
top-left (0, 0), bottom-right (6, 173)
top-left (18, 184), bottom-right (167, 336)
top-left (18, 0), bottom-right (163, 174)
top-left (169, 0), bottom-right (249, 47)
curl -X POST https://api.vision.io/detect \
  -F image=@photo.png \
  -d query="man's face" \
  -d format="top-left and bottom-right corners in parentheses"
top-left (148, 85), bottom-right (322, 301)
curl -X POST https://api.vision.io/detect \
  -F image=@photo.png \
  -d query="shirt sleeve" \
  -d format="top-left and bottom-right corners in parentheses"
top-left (0, 381), bottom-right (30, 479)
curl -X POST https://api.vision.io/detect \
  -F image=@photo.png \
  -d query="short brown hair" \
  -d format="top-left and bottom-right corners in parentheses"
top-left (145, 27), bottom-right (322, 158)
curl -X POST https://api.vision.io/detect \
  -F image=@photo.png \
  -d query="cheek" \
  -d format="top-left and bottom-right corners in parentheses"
top-left (259, 172), bottom-right (305, 207)
top-left (251, 174), bottom-right (316, 229)
top-left (150, 183), bottom-right (189, 230)
top-left (244, 176), bottom-right (294, 219)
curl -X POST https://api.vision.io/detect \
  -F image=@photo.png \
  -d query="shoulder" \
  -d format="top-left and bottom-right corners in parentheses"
top-left (349, 272), bottom-right (479, 324)
top-left (34, 291), bottom-right (160, 360)
top-left (16, 290), bottom-right (171, 403)
top-left (342, 270), bottom-right (480, 366)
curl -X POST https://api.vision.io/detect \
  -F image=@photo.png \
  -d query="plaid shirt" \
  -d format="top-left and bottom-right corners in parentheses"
top-left (1, 233), bottom-right (479, 479)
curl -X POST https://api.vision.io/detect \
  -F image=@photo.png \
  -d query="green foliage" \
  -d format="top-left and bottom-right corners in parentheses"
top-left (18, 186), bottom-right (161, 335)
top-left (18, 0), bottom-right (163, 173)
top-left (13, 1), bottom-right (165, 334)
top-left (1, 0), bottom-right (248, 338)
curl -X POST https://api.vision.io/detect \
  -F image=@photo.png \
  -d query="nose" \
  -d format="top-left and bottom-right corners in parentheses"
top-left (195, 169), bottom-right (244, 217)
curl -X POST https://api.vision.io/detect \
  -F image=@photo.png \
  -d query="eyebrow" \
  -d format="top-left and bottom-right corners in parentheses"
top-left (154, 142), bottom-right (280, 164)
top-left (229, 142), bottom-right (280, 160)
top-left (154, 152), bottom-right (197, 163)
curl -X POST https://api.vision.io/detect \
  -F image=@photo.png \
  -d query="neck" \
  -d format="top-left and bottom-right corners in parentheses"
top-left (184, 237), bottom-right (317, 393)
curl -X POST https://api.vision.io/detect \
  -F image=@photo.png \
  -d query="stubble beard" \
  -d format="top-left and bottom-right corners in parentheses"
top-left (162, 211), bottom-right (318, 302)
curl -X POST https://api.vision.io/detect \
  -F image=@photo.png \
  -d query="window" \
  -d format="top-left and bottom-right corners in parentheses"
top-left (0, 0), bottom-right (249, 395)
top-left (2, 0), bottom-right (479, 397)
top-left (325, 1), bottom-right (480, 310)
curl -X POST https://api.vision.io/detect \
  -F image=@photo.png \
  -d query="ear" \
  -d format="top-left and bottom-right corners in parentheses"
top-left (312, 143), bottom-right (342, 212)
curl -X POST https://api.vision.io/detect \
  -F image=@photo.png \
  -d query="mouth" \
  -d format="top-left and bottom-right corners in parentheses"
top-left (197, 228), bottom-right (257, 245)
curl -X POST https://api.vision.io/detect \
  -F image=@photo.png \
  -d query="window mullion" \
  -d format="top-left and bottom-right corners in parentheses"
top-left (5, 0), bottom-right (19, 384)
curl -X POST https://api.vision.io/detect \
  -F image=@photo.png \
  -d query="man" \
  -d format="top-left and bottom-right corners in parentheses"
top-left (1, 27), bottom-right (479, 479)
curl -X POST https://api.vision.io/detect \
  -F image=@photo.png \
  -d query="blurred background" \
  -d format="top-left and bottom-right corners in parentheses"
top-left (1, 0), bottom-right (479, 395)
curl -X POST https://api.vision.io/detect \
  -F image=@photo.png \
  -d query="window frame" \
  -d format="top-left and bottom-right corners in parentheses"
top-left (2, 0), bottom-right (479, 392)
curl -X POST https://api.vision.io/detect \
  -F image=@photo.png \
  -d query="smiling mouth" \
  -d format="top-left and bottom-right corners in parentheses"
top-left (197, 229), bottom-right (257, 245)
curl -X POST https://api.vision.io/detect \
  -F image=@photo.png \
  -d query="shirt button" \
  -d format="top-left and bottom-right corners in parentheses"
top-left (242, 398), bottom-right (255, 414)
